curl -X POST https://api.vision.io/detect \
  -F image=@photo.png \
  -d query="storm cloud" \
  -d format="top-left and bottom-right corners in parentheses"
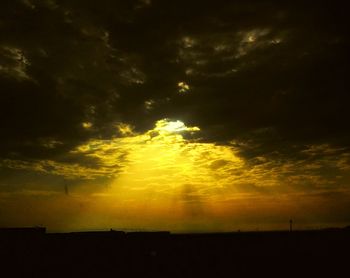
top-left (1, 0), bottom-right (349, 231)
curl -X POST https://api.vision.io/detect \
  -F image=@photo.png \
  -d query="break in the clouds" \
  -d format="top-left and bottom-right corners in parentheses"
top-left (0, 0), bottom-right (349, 231)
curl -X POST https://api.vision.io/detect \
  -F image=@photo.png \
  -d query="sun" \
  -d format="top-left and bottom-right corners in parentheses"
top-left (155, 119), bottom-right (199, 133)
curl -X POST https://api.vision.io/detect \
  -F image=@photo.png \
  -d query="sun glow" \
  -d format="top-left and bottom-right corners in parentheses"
top-left (178, 81), bottom-right (190, 93)
top-left (2, 119), bottom-right (346, 232)
top-left (154, 119), bottom-right (200, 133)
top-left (68, 119), bottom-right (245, 231)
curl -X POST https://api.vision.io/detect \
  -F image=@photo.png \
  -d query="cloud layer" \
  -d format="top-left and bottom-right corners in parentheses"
top-left (1, 0), bottom-right (349, 231)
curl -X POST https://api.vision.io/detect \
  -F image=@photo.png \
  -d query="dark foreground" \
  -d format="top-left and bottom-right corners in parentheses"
top-left (1, 228), bottom-right (349, 277)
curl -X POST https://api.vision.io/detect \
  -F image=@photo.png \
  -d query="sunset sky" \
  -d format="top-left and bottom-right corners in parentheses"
top-left (1, 0), bottom-right (349, 232)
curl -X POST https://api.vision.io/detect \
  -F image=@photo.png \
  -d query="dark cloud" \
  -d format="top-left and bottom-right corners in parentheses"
top-left (0, 0), bottom-right (349, 168)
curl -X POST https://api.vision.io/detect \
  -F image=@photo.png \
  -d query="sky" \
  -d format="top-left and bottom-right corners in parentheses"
top-left (0, 0), bottom-right (349, 232)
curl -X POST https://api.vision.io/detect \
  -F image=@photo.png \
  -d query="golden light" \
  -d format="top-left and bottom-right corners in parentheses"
top-left (1, 119), bottom-right (343, 232)
top-left (178, 81), bottom-right (190, 93)
top-left (67, 119), bottom-right (247, 231)
top-left (154, 119), bottom-right (199, 133)
top-left (116, 123), bottom-right (135, 136)
top-left (82, 122), bottom-right (93, 129)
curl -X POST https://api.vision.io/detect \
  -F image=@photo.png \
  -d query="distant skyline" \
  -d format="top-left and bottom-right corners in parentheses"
top-left (1, 0), bottom-right (349, 232)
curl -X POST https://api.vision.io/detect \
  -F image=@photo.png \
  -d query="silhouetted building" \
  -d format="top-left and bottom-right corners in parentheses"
top-left (0, 227), bottom-right (46, 239)
top-left (68, 230), bottom-right (125, 238)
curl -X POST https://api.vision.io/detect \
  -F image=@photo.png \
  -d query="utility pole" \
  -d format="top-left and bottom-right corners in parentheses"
top-left (289, 219), bottom-right (293, 232)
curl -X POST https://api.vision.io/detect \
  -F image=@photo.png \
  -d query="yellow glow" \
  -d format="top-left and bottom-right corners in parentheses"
top-left (82, 122), bottom-right (93, 129)
top-left (178, 81), bottom-right (190, 93)
top-left (116, 123), bottom-right (135, 136)
top-left (247, 35), bottom-right (255, 42)
top-left (144, 99), bottom-right (155, 111)
top-left (154, 119), bottom-right (199, 133)
top-left (61, 119), bottom-right (251, 231)
top-left (2, 120), bottom-right (349, 232)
